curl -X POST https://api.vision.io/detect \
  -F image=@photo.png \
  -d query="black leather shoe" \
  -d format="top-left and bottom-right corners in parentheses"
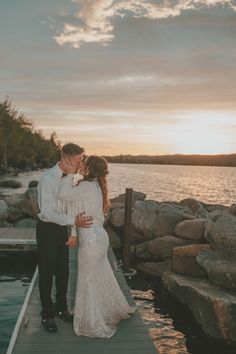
top-left (55, 310), bottom-right (73, 323)
top-left (41, 318), bottom-right (58, 333)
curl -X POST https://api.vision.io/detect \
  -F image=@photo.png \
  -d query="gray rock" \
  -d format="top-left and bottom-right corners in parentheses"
top-left (110, 191), bottom-right (146, 204)
top-left (15, 218), bottom-right (37, 228)
top-left (196, 249), bottom-right (236, 290)
top-left (205, 212), bottom-right (236, 261)
top-left (110, 208), bottom-right (125, 228)
top-left (0, 179), bottom-right (22, 188)
top-left (105, 226), bottom-right (121, 249)
top-left (21, 188), bottom-right (39, 219)
top-left (28, 180), bottom-right (39, 188)
top-left (132, 201), bottom-right (159, 240)
top-left (162, 271), bottom-right (236, 343)
top-left (179, 198), bottom-right (203, 213)
top-left (4, 193), bottom-right (24, 208)
top-left (0, 200), bottom-right (9, 220)
top-left (174, 219), bottom-right (206, 241)
top-left (179, 198), bottom-right (210, 219)
top-left (208, 209), bottom-right (224, 222)
top-left (130, 228), bottom-right (146, 245)
top-left (154, 203), bottom-right (194, 237)
top-left (133, 241), bottom-right (161, 261)
top-left (136, 259), bottom-right (170, 277)
top-left (7, 206), bottom-right (24, 222)
top-left (229, 203), bottom-right (236, 217)
top-left (172, 244), bottom-right (212, 278)
top-left (147, 235), bottom-right (197, 260)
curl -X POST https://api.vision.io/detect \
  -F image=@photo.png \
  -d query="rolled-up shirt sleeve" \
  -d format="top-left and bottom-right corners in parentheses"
top-left (37, 176), bottom-right (75, 226)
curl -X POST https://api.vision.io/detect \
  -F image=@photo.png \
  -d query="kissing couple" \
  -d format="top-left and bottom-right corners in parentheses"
top-left (36, 143), bottom-right (136, 338)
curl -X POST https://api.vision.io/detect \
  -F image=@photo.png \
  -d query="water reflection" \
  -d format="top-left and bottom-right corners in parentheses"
top-left (131, 289), bottom-right (189, 354)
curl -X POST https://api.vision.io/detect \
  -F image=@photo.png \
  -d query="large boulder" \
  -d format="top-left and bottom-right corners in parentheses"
top-left (15, 218), bottom-right (37, 228)
top-left (174, 219), bottom-right (206, 241)
top-left (196, 249), bottom-right (236, 290)
top-left (136, 259), bottom-right (170, 277)
top-left (105, 226), bottom-right (121, 249)
top-left (132, 201), bottom-right (160, 240)
top-left (110, 208), bottom-right (125, 228)
top-left (172, 244), bottom-right (212, 278)
top-left (0, 200), bottom-right (9, 220)
top-left (4, 193), bottom-right (24, 208)
top-left (205, 212), bottom-right (236, 261)
top-left (0, 179), bottom-right (22, 188)
top-left (7, 206), bottom-right (25, 222)
top-left (162, 271), bottom-right (236, 343)
top-left (147, 235), bottom-right (197, 260)
top-left (110, 191), bottom-right (146, 204)
top-left (179, 198), bottom-right (203, 213)
top-left (154, 203), bottom-right (194, 237)
top-left (21, 188), bottom-right (39, 219)
top-left (229, 203), bottom-right (236, 217)
top-left (179, 198), bottom-right (210, 219)
top-left (28, 180), bottom-right (39, 188)
top-left (133, 241), bottom-right (161, 261)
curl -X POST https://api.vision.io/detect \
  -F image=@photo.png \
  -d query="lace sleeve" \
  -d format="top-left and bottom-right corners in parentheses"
top-left (58, 176), bottom-right (91, 230)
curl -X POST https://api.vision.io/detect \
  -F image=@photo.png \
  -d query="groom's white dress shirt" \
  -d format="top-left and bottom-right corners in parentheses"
top-left (37, 163), bottom-right (75, 226)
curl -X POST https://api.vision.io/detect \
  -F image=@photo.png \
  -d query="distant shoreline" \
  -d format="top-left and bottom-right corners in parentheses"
top-left (104, 154), bottom-right (236, 168)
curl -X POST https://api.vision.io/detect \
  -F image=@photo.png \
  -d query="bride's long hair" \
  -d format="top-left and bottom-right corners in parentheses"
top-left (82, 155), bottom-right (110, 213)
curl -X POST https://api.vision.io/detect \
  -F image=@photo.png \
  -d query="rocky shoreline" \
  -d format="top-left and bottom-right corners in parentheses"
top-left (0, 184), bottom-right (236, 344)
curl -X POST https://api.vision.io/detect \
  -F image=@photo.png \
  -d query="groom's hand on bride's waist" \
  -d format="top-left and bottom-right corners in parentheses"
top-left (75, 212), bottom-right (93, 228)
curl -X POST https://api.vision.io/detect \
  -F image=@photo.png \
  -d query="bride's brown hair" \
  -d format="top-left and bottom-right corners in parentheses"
top-left (82, 155), bottom-right (110, 213)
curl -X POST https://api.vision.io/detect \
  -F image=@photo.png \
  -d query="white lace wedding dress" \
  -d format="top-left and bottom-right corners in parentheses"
top-left (58, 175), bottom-right (136, 338)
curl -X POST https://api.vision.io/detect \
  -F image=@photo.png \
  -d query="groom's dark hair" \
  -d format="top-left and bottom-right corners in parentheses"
top-left (61, 143), bottom-right (84, 156)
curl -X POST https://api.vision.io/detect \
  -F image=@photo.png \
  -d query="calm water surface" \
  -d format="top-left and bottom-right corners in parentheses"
top-left (0, 275), bottom-right (31, 354)
top-left (1, 163), bottom-right (236, 205)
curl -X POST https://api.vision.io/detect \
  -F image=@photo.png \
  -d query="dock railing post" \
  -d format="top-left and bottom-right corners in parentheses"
top-left (122, 188), bottom-right (133, 273)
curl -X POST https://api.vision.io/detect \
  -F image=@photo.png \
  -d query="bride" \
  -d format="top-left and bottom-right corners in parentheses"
top-left (58, 155), bottom-right (136, 338)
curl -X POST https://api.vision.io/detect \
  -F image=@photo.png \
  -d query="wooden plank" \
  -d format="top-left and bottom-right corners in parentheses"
top-left (5, 235), bottom-right (157, 354)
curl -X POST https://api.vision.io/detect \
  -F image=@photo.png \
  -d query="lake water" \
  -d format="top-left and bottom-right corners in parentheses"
top-left (0, 274), bottom-right (32, 354)
top-left (1, 163), bottom-right (236, 205)
top-left (1, 163), bottom-right (236, 353)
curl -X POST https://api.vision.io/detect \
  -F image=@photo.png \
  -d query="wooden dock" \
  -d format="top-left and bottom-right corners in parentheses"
top-left (3, 228), bottom-right (158, 354)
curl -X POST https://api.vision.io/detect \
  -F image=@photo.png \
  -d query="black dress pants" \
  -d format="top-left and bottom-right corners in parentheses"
top-left (36, 220), bottom-right (69, 319)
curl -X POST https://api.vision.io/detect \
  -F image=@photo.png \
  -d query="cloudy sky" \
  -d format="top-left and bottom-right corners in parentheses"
top-left (1, 0), bottom-right (236, 155)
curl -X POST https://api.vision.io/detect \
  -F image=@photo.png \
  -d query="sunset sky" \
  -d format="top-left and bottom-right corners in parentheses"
top-left (1, 0), bottom-right (236, 155)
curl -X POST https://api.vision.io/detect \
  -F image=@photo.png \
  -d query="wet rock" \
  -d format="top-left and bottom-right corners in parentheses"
top-left (136, 259), bottom-right (170, 277)
top-left (162, 271), bottom-right (236, 343)
top-left (154, 203), bottom-right (194, 237)
top-left (172, 244), bottom-right (211, 277)
top-left (196, 249), bottom-right (236, 290)
top-left (174, 219), bottom-right (206, 241)
top-left (4, 193), bottom-right (24, 208)
top-left (0, 179), bottom-right (22, 189)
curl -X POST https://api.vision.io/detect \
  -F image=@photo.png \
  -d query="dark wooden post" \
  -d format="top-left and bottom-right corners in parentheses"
top-left (122, 188), bottom-right (133, 273)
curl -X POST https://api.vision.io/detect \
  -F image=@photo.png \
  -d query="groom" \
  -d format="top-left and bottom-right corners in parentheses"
top-left (36, 143), bottom-right (93, 333)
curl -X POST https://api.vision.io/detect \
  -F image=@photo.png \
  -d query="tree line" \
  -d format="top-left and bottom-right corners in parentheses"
top-left (0, 99), bottom-right (61, 170)
top-left (104, 154), bottom-right (236, 167)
